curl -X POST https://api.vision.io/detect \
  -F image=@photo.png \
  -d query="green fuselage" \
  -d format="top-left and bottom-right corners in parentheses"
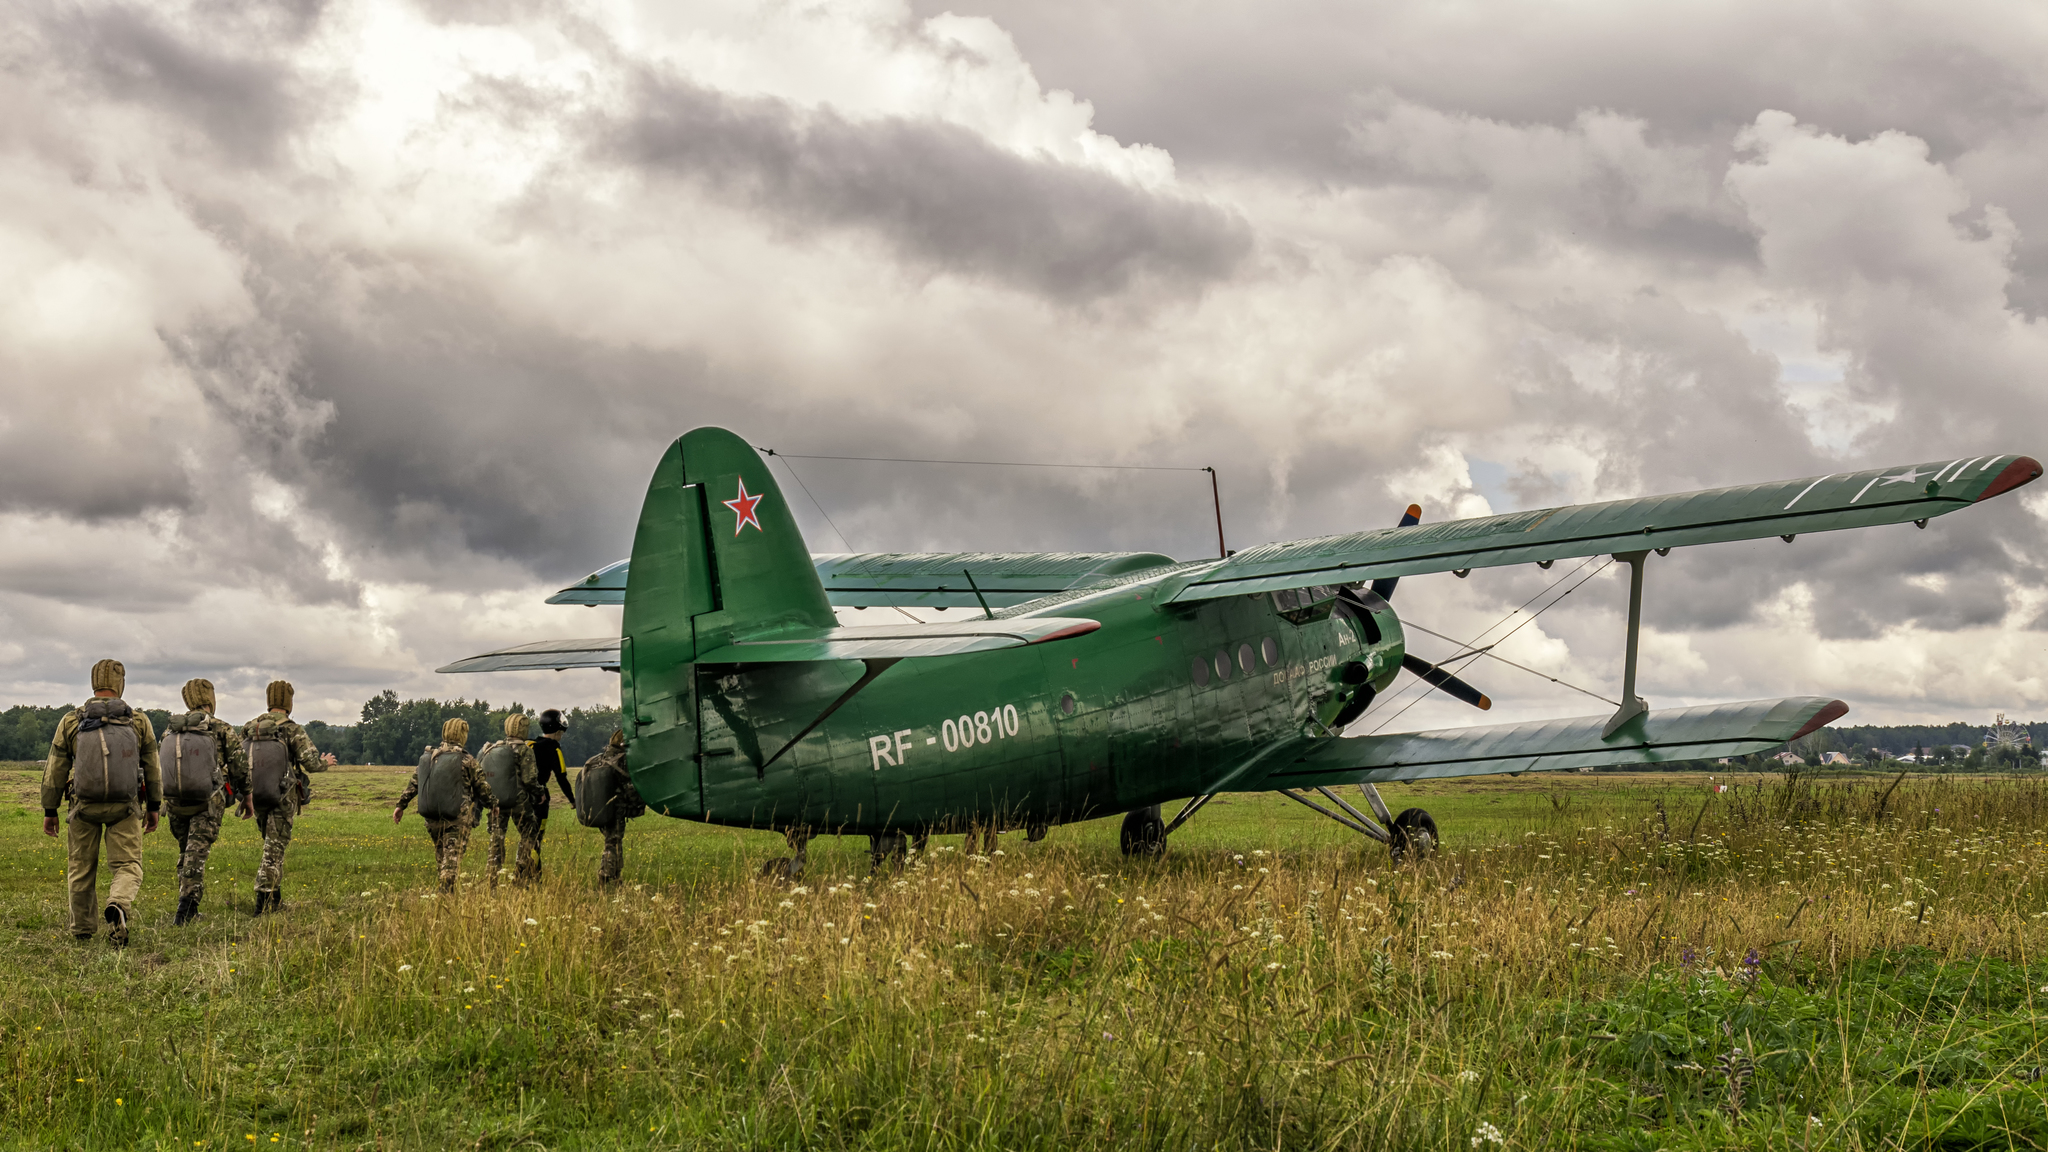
top-left (627, 574), bottom-right (1405, 834)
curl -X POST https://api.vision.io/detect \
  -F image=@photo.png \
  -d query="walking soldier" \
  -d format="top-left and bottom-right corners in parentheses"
top-left (41, 659), bottom-right (159, 945)
top-left (477, 714), bottom-right (540, 887)
top-left (392, 718), bottom-right (499, 892)
top-left (241, 679), bottom-right (326, 915)
top-left (576, 729), bottom-right (643, 886)
top-left (164, 678), bottom-right (248, 925)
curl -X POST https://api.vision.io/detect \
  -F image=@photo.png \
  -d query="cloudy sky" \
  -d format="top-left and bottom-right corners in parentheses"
top-left (3, 0), bottom-right (2045, 731)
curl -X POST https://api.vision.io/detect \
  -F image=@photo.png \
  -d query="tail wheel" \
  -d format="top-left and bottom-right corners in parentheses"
top-left (1389, 808), bottom-right (1438, 863)
top-left (1120, 805), bottom-right (1167, 857)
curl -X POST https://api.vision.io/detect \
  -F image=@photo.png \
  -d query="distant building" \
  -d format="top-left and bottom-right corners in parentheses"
top-left (1772, 751), bottom-right (1805, 765)
top-left (1821, 751), bottom-right (1853, 765)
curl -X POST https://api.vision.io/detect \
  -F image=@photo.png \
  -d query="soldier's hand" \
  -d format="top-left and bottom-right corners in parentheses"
top-left (238, 801), bottom-right (253, 820)
top-left (391, 806), bottom-right (403, 825)
top-left (144, 810), bottom-right (159, 834)
top-left (42, 815), bottom-right (57, 837)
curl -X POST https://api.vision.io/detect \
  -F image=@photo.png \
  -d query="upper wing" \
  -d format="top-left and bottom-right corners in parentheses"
top-left (546, 551), bottom-right (1178, 608)
top-left (1253, 696), bottom-right (1846, 787)
top-left (1170, 453), bottom-right (2041, 602)
top-left (438, 617), bottom-right (1101, 673)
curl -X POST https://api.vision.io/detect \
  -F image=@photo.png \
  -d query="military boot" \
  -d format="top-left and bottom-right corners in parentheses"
top-left (251, 890), bottom-right (270, 916)
top-left (104, 904), bottom-right (128, 948)
top-left (174, 893), bottom-right (201, 926)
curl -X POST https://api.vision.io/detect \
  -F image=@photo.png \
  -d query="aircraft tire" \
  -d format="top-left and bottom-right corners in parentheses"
top-left (869, 831), bottom-right (909, 871)
top-left (1389, 808), bottom-right (1439, 863)
top-left (1120, 805), bottom-right (1166, 857)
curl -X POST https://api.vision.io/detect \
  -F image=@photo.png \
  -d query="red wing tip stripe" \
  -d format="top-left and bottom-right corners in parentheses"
top-left (1027, 621), bottom-right (1102, 643)
top-left (1789, 699), bottom-right (1850, 742)
top-left (1975, 456), bottom-right (2043, 503)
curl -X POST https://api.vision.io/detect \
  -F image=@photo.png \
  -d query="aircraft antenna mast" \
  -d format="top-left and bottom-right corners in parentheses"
top-left (1205, 467), bottom-right (1225, 558)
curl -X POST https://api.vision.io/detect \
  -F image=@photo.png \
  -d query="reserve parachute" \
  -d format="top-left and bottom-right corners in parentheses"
top-left (163, 710), bottom-right (219, 807)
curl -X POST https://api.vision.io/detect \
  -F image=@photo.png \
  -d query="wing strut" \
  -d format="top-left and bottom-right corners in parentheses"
top-left (1602, 551), bottom-right (1650, 737)
top-left (756, 658), bottom-right (900, 776)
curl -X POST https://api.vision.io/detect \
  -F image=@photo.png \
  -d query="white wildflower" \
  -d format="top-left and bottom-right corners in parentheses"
top-left (1457, 1070), bottom-right (1480, 1083)
top-left (397, 964), bottom-right (413, 973)
top-left (1471, 1120), bottom-right (1506, 1147)
top-left (523, 918), bottom-right (538, 926)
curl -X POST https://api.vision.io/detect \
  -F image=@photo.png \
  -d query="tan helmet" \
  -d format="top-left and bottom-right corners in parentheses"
top-left (90, 658), bottom-right (125, 696)
top-left (181, 678), bottom-right (216, 712)
top-left (504, 713), bottom-right (531, 740)
top-left (608, 728), bottom-right (625, 748)
top-left (442, 717), bottom-right (470, 746)
top-left (266, 680), bottom-right (294, 713)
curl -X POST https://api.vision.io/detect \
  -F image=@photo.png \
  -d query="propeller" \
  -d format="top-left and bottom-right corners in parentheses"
top-left (1400, 653), bottom-right (1492, 711)
top-left (1369, 504), bottom-right (1422, 601)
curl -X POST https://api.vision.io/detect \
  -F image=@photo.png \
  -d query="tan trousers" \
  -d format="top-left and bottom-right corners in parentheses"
top-left (68, 810), bottom-right (143, 936)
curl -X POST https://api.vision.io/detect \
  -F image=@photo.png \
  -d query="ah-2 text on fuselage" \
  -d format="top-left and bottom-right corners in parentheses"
top-left (444, 428), bottom-right (2041, 871)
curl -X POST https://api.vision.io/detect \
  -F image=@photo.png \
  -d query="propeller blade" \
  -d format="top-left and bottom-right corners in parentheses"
top-left (1401, 652), bottom-right (1492, 710)
top-left (1369, 504), bottom-right (1422, 600)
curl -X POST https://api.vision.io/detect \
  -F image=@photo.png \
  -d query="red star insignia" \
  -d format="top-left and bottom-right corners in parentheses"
top-left (723, 478), bottom-right (765, 536)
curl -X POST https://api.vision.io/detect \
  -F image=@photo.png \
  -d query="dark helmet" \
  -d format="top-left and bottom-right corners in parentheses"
top-left (539, 709), bottom-right (567, 734)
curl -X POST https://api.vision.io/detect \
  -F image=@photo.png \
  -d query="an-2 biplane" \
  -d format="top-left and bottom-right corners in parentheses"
top-left (442, 428), bottom-right (2040, 873)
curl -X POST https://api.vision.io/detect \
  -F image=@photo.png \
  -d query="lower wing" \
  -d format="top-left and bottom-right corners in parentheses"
top-left (1254, 696), bottom-right (1846, 787)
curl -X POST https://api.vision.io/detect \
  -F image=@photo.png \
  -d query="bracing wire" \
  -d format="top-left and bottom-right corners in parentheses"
top-left (1360, 557), bottom-right (1617, 735)
top-left (757, 448), bottom-right (1206, 473)
top-left (1400, 620), bottom-right (1618, 706)
top-left (768, 454), bottom-right (855, 553)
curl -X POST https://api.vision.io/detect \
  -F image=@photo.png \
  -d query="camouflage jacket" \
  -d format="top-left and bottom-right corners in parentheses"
top-left (165, 711), bottom-right (249, 814)
top-left (242, 710), bottom-right (325, 775)
top-left (42, 701), bottom-right (161, 819)
top-left (395, 742), bottom-right (497, 816)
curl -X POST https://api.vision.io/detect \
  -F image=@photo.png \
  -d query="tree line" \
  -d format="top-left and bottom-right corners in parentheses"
top-left (0, 694), bottom-right (624, 766)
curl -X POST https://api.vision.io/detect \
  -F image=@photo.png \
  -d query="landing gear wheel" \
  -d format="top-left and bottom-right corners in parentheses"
top-left (869, 831), bottom-right (909, 871)
top-left (1120, 805), bottom-right (1166, 857)
top-left (761, 828), bottom-right (811, 882)
top-left (1389, 808), bottom-right (1438, 863)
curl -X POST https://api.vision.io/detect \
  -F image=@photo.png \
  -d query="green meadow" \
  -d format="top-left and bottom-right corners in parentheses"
top-left (1, 762), bottom-right (2046, 1150)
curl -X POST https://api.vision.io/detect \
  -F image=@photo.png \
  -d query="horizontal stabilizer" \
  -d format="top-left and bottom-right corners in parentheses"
top-left (694, 617), bottom-right (1100, 663)
top-left (1257, 696), bottom-right (1847, 787)
top-left (439, 617), bottom-right (1101, 673)
top-left (1171, 453), bottom-right (2040, 602)
top-left (546, 552), bottom-right (1178, 608)
top-left (436, 638), bottom-right (622, 674)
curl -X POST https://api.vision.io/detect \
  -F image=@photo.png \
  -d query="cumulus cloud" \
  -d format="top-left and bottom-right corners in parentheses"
top-left (0, 0), bottom-right (2044, 731)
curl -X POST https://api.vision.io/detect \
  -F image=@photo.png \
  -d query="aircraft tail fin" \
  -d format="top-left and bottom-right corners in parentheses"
top-left (622, 426), bottom-right (836, 661)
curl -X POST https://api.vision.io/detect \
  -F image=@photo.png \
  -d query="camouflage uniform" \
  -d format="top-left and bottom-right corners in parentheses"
top-left (396, 741), bottom-right (497, 892)
top-left (43, 692), bottom-right (161, 940)
top-left (583, 744), bottom-right (644, 886)
top-left (241, 706), bottom-right (326, 908)
top-left (167, 711), bottom-right (248, 915)
top-left (482, 739), bottom-right (540, 886)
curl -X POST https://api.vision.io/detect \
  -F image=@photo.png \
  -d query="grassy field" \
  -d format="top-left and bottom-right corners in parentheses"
top-left (1, 762), bottom-right (2046, 1150)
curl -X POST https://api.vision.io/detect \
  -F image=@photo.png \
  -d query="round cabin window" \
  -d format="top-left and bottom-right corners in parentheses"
top-left (1189, 657), bottom-right (1210, 687)
top-left (1238, 643), bottom-right (1255, 673)
top-left (1059, 692), bottom-right (1077, 715)
top-left (1260, 636), bottom-right (1279, 666)
top-left (1214, 651), bottom-right (1232, 681)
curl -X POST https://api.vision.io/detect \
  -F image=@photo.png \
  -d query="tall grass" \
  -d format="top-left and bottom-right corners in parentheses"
top-left (4, 774), bottom-right (2047, 1149)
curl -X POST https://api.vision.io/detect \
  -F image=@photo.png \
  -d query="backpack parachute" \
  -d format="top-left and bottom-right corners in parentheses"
top-left (575, 755), bottom-right (623, 827)
top-left (163, 710), bottom-right (219, 808)
top-left (245, 714), bottom-right (292, 807)
top-left (72, 698), bottom-right (141, 809)
top-left (415, 746), bottom-right (469, 821)
top-left (478, 740), bottom-right (524, 811)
